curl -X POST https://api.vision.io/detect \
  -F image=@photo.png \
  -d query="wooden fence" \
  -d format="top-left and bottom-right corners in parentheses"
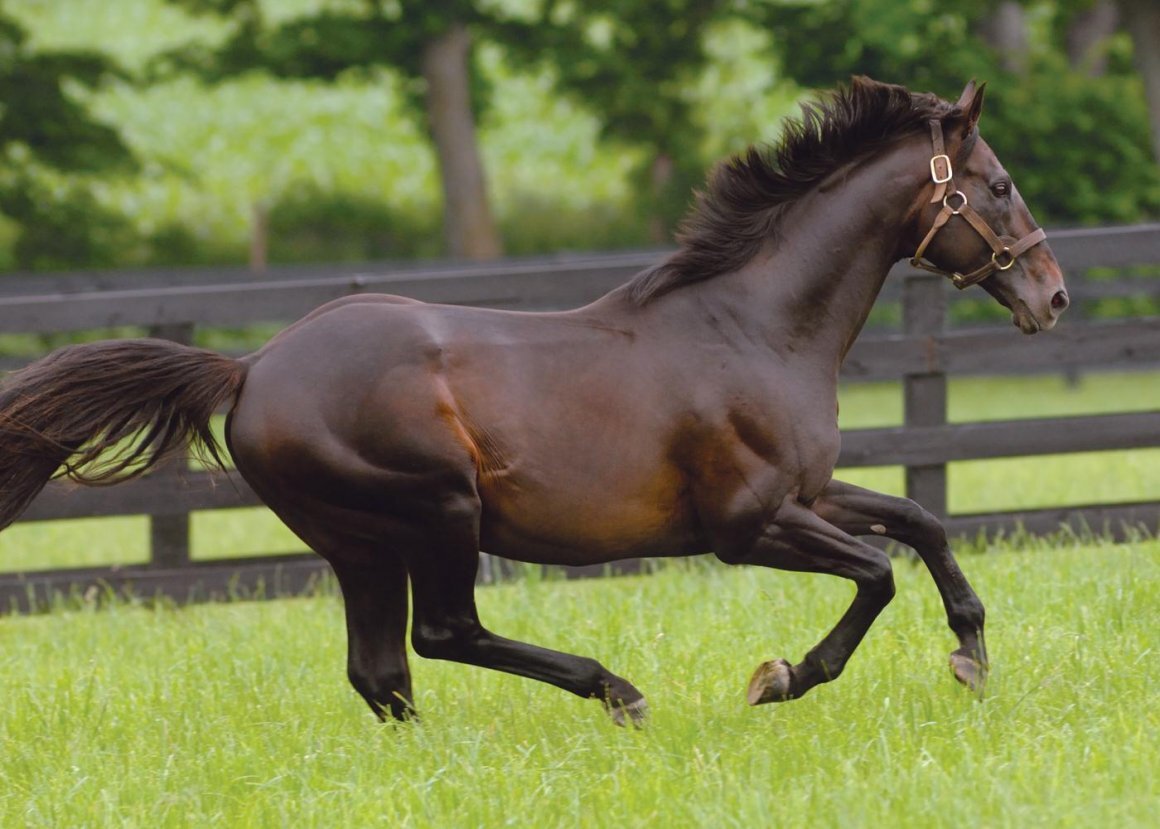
top-left (1, 223), bottom-right (1158, 611)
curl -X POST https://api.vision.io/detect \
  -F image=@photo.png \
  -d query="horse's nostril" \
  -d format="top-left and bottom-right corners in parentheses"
top-left (1051, 290), bottom-right (1069, 312)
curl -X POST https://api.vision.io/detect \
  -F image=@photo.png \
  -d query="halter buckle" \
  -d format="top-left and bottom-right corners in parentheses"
top-left (951, 272), bottom-right (968, 289)
top-left (930, 154), bottom-right (952, 184)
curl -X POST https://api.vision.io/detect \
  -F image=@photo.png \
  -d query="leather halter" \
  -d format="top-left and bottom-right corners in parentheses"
top-left (910, 120), bottom-right (1047, 289)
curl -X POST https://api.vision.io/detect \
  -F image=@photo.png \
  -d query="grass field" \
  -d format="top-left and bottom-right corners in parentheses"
top-left (1, 540), bottom-right (1156, 827)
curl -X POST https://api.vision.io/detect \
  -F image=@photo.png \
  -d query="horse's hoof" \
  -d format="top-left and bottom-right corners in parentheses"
top-left (949, 652), bottom-right (988, 696)
top-left (747, 658), bottom-right (794, 705)
top-left (608, 697), bottom-right (649, 728)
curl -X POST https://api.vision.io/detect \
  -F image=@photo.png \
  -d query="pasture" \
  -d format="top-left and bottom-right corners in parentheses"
top-left (2, 373), bottom-right (1159, 826)
top-left (1, 540), bottom-right (1156, 827)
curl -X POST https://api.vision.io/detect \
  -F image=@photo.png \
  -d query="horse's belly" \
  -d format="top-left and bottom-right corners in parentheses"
top-left (477, 475), bottom-right (702, 565)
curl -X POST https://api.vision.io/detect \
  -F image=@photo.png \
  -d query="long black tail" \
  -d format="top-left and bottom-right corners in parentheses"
top-left (0, 339), bottom-right (247, 530)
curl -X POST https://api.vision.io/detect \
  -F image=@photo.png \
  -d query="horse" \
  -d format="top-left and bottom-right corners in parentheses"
top-left (0, 77), bottom-right (1067, 725)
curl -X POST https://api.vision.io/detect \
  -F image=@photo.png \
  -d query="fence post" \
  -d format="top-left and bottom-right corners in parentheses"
top-left (902, 274), bottom-right (948, 519)
top-left (147, 322), bottom-right (196, 568)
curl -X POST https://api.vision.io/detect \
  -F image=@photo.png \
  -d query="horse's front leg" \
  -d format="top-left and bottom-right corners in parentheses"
top-left (715, 496), bottom-right (897, 705)
top-left (811, 478), bottom-right (988, 694)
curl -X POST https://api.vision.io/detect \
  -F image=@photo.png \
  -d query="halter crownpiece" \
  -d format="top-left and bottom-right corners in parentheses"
top-left (910, 119), bottom-right (1047, 289)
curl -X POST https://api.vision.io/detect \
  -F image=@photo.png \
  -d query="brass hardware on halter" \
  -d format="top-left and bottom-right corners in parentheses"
top-left (992, 248), bottom-right (1016, 270)
top-left (930, 154), bottom-right (952, 184)
top-left (910, 119), bottom-right (1047, 289)
top-left (943, 191), bottom-right (967, 213)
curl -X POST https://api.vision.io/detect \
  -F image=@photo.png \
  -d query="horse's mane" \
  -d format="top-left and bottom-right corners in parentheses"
top-left (626, 77), bottom-right (959, 305)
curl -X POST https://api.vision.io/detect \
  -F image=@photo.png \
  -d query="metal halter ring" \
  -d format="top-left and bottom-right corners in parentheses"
top-left (942, 190), bottom-right (968, 213)
top-left (992, 247), bottom-right (1016, 271)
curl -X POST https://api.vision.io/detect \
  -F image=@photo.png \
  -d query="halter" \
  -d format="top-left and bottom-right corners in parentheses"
top-left (910, 120), bottom-right (1046, 289)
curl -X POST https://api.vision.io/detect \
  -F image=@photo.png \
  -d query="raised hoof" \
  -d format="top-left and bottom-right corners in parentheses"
top-left (746, 658), bottom-right (794, 706)
top-left (949, 652), bottom-right (988, 696)
top-left (608, 698), bottom-right (649, 728)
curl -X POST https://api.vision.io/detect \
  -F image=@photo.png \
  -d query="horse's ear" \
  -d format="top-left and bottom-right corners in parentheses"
top-left (954, 79), bottom-right (986, 136)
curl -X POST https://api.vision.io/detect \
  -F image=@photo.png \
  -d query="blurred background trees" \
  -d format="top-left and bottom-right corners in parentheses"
top-left (0, 7), bottom-right (138, 270)
top-left (0, 0), bottom-right (1156, 272)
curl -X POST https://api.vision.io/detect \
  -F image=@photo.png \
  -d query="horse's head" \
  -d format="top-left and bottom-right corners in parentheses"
top-left (909, 81), bottom-right (1068, 334)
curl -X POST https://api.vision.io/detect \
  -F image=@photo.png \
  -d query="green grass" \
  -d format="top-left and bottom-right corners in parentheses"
top-left (1, 541), bottom-right (1156, 827)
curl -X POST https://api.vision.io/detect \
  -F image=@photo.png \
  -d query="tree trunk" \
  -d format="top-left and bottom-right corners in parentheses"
top-left (1065, 1), bottom-right (1119, 76)
top-left (1118, 0), bottom-right (1160, 164)
top-left (647, 152), bottom-right (674, 244)
top-left (422, 23), bottom-right (502, 260)
top-left (976, 1), bottom-right (1028, 74)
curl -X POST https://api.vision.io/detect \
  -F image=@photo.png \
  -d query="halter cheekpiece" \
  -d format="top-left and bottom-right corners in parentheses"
top-left (910, 119), bottom-right (1046, 289)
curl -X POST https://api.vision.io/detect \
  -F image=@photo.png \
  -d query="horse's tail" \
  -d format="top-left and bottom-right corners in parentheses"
top-left (0, 339), bottom-right (247, 530)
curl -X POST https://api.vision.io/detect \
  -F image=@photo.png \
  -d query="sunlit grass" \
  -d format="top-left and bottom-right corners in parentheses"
top-left (1, 541), bottom-right (1156, 827)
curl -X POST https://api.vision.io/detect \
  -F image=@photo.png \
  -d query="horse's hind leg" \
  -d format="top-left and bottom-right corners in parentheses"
top-left (403, 492), bottom-right (648, 725)
top-left (246, 499), bottom-right (416, 720)
top-left (811, 478), bottom-right (988, 693)
top-left (330, 555), bottom-right (415, 721)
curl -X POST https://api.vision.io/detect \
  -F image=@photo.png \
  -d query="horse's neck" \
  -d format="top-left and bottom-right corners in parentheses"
top-left (692, 145), bottom-right (925, 368)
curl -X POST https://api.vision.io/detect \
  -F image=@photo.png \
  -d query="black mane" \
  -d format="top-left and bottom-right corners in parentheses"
top-left (626, 77), bottom-right (958, 304)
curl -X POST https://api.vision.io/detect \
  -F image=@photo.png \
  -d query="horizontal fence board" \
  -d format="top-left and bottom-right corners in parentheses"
top-left (0, 551), bottom-right (650, 613)
top-left (21, 471), bottom-right (262, 521)
top-left (1, 224), bottom-right (1158, 336)
top-left (945, 501), bottom-right (1160, 541)
top-left (841, 317), bottom-right (1160, 380)
top-left (838, 410), bottom-right (1160, 467)
top-left (0, 256), bottom-right (655, 332)
top-left (5, 495), bottom-right (1157, 612)
top-left (30, 409), bottom-right (1160, 523)
top-left (0, 553), bottom-right (328, 614)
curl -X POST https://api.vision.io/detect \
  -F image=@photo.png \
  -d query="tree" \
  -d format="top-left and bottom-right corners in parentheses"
top-left (755, 0), bottom-right (1159, 223)
top-left (496, 1), bottom-right (734, 241)
top-left (0, 9), bottom-right (137, 270)
top-left (162, 0), bottom-right (502, 260)
top-left (1117, 0), bottom-right (1160, 164)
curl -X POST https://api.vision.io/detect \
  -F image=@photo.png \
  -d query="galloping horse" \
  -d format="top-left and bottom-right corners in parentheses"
top-left (0, 78), bottom-right (1067, 724)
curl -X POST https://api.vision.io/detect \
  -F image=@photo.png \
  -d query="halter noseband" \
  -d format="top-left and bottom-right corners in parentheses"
top-left (910, 120), bottom-right (1046, 289)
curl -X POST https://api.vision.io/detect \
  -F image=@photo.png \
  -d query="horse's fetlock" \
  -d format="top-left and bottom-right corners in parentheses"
top-left (949, 596), bottom-right (985, 632)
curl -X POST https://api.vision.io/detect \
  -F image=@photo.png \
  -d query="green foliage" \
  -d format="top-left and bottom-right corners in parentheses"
top-left (266, 183), bottom-right (442, 262)
top-left (985, 54), bottom-right (1160, 223)
top-left (0, 180), bottom-right (142, 270)
top-left (496, 1), bottom-right (735, 232)
top-left (159, 0), bottom-right (494, 122)
top-left (758, 0), bottom-right (1160, 224)
top-left (1, 0), bottom-right (1156, 272)
top-left (0, 7), bottom-right (138, 269)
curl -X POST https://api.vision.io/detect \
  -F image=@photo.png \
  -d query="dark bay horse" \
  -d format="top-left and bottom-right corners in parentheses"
top-left (0, 78), bottom-right (1067, 724)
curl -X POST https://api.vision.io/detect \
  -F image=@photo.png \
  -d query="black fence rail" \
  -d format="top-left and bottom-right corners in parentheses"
top-left (1, 223), bottom-right (1158, 612)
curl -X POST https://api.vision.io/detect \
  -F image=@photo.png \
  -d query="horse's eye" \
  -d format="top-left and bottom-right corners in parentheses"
top-left (990, 180), bottom-right (1011, 197)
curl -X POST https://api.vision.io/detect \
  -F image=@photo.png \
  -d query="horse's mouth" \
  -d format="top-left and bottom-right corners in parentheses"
top-left (1012, 302), bottom-right (1042, 335)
